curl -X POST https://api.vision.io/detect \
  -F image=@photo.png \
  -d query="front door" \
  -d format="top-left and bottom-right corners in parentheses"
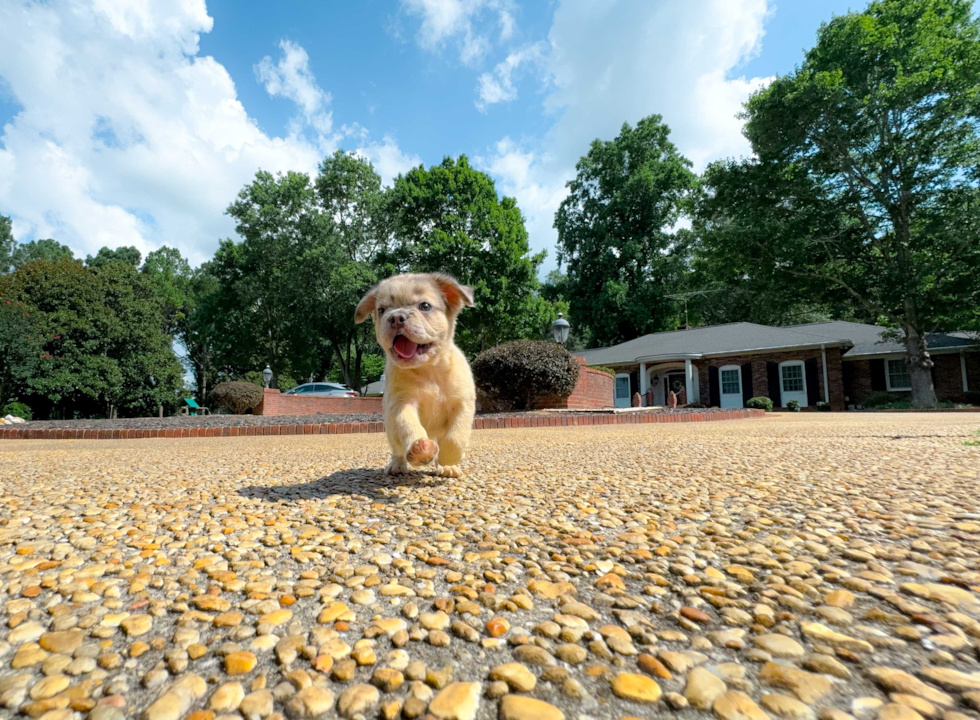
top-left (719, 365), bottom-right (743, 408)
top-left (779, 361), bottom-right (808, 408)
top-left (614, 374), bottom-right (632, 408)
top-left (665, 372), bottom-right (687, 405)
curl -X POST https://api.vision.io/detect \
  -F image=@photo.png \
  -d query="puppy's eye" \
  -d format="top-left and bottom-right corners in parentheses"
top-left (377, 307), bottom-right (386, 316)
top-left (418, 302), bottom-right (432, 312)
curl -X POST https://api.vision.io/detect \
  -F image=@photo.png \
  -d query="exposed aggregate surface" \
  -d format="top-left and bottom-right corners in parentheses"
top-left (0, 413), bottom-right (979, 720)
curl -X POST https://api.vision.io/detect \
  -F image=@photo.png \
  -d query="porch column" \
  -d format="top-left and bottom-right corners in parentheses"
top-left (962, 352), bottom-right (970, 392)
top-left (684, 359), bottom-right (693, 404)
top-left (821, 345), bottom-right (830, 404)
top-left (639, 363), bottom-right (647, 404)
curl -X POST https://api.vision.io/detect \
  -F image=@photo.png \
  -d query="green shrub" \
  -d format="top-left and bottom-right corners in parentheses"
top-left (209, 381), bottom-right (264, 414)
top-left (685, 402), bottom-right (706, 409)
top-left (2, 402), bottom-right (32, 421)
top-left (786, 399), bottom-right (801, 412)
top-left (746, 396), bottom-right (773, 412)
top-left (815, 401), bottom-right (831, 412)
top-left (472, 340), bottom-right (580, 411)
top-left (590, 365), bottom-right (617, 376)
top-left (861, 393), bottom-right (899, 408)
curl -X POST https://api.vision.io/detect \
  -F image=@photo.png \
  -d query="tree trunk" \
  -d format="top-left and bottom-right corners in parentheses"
top-left (904, 327), bottom-right (938, 407)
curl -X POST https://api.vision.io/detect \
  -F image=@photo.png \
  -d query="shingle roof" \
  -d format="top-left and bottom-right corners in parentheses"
top-left (575, 322), bottom-right (852, 366)
top-left (788, 321), bottom-right (979, 357)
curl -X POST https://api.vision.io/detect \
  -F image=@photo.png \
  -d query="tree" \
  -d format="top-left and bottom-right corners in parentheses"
top-left (0, 299), bottom-right (47, 407)
top-left (142, 246), bottom-right (192, 335)
top-left (11, 239), bottom-right (75, 268)
top-left (220, 170), bottom-right (331, 387)
top-left (387, 155), bottom-right (553, 355)
top-left (554, 116), bottom-right (697, 348)
top-left (0, 259), bottom-right (183, 418)
top-left (86, 245), bottom-right (142, 268)
top-left (700, 0), bottom-right (980, 406)
top-left (1, 215), bottom-right (16, 273)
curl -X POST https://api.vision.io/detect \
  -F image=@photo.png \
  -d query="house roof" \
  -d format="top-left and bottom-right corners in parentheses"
top-left (576, 320), bottom-right (979, 366)
top-left (575, 322), bottom-right (853, 366)
top-left (787, 321), bottom-right (979, 358)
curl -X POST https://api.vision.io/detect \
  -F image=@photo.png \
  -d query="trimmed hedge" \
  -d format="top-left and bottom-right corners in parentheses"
top-left (210, 381), bottom-right (264, 415)
top-left (746, 396), bottom-right (773, 412)
top-left (472, 340), bottom-right (580, 411)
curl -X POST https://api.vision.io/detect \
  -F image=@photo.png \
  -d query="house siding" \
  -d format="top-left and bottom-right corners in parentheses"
top-left (694, 347), bottom-right (845, 411)
top-left (845, 351), bottom-right (980, 405)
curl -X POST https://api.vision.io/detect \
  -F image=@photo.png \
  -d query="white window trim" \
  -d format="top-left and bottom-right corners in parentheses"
top-left (885, 357), bottom-right (912, 392)
top-left (778, 360), bottom-right (806, 396)
top-left (719, 364), bottom-right (742, 396)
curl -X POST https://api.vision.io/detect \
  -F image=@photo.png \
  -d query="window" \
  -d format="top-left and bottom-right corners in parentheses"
top-left (615, 376), bottom-right (630, 398)
top-left (886, 359), bottom-right (911, 391)
top-left (781, 363), bottom-right (804, 393)
top-left (721, 368), bottom-right (741, 395)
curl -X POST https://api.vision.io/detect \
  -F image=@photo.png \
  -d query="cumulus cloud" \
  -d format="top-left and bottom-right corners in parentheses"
top-left (478, 0), bottom-right (773, 271)
top-left (0, 1), bottom-right (411, 264)
top-left (398, 0), bottom-right (515, 66)
top-left (355, 135), bottom-right (423, 186)
top-left (255, 40), bottom-right (334, 137)
top-left (475, 42), bottom-right (545, 111)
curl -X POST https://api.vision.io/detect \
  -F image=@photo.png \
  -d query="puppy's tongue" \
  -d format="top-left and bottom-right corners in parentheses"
top-left (393, 336), bottom-right (418, 359)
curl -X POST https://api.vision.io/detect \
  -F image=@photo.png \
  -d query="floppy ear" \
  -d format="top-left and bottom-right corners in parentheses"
top-left (432, 273), bottom-right (475, 312)
top-left (354, 285), bottom-right (378, 324)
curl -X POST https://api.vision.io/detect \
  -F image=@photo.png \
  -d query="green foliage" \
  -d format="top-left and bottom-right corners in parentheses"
top-left (697, 0), bottom-right (980, 407)
top-left (816, 401), bottom-right (831, 412)
top-left (0, 215), bottom-right (13, 273)
top-left (555, 116), bottom-right (696, 347)
top-left (746, 396), bottom-right (774, 412)
top-left (786, 400), bottom-right (801, 412)
top-left (0, 259), bottom-right (184, 418)
top-left (471, 340), bottom-right (580, 411)
top-left (2, 401), bottom-right (31, 420)
top-left (142, 246), bottom-right (191, 335)
top-left (860, 393), bottom-right (901, 409)
top-left (590, 366), bottom-right (616, 376)
top-left (237, 370), bottom-right (298, 393)
top-left (86, 245), bottom-right (142, 268)
top-left (209, 381), bottom-right (263, 414)
top-left (965, 430), bottom-right (980, 446)
top-left (685, 402), bottom-right (706, 409)
top-left (11, 239), bottom-right (75, 268)
top-left (387, 155), bottom-right (555, 355)
top-left (0, 298), bottom-right (48, 407)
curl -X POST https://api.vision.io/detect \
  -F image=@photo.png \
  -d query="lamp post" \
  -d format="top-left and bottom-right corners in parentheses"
top-left (551, 313), bottom-right (570, 345)
top-left (263, 366), bottom-right (273, 389)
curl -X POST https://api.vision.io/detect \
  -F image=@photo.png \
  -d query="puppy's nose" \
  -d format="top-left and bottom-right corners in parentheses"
top-left (388, 313), bottom-right (406, 327)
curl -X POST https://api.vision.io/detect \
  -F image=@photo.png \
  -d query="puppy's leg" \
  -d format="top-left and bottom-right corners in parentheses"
top-left (386, 401), bottom-right (438, 471)
top-left (435, 404), bottom-right (473, 478)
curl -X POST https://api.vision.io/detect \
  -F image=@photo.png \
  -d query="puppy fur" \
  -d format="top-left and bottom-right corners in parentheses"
top-left (355, 273), bottom-right (476, 477)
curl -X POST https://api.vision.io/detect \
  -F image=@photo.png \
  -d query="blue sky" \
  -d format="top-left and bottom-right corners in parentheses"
top-left (0, 0), bottom-right (859, 272)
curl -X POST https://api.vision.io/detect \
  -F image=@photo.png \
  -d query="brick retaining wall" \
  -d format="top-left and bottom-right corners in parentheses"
top-left (534, 357), bottom-right (615, 410)
top-left (256, 388), bottom-right (383, 416)
top-left (0, 409), bottom-right (765, 441)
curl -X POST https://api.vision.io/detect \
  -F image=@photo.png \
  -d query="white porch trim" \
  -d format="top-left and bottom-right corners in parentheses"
top-left (962, 352), bottom-right (970, 392)
top-left (821, 344), bottom-right (830, 404)
top-left (684, 359), bottom-right (693, 404)
top-left (639, 363), bottom-right (648, 398)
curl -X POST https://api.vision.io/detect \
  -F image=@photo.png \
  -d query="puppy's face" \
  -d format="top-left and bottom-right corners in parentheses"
top-left (355, 273), bottom-right (474, 369)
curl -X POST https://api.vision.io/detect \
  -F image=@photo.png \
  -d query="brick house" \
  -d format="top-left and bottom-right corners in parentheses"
top-left (576, 321), bottom-right (978, 411)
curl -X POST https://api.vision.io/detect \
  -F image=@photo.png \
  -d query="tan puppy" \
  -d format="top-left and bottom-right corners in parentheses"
top-left (355, 273), bottom-right (476, 477)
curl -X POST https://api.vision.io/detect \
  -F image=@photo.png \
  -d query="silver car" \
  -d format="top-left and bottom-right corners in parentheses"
top-left (282, 382), bottom-right (358, 398)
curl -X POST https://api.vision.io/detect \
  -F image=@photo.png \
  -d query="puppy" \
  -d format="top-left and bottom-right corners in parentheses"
top-left (355, 273), bottom-right (476, 477)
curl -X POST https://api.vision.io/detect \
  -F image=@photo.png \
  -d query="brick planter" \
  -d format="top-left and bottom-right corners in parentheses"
top-left (256, 388), bottom-right (382, 416)
top-left (0, 409), bottom-right (765, 441)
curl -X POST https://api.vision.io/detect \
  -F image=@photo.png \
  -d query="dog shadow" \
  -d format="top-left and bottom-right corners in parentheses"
top-left (238, 467), bottom-right (447, 504)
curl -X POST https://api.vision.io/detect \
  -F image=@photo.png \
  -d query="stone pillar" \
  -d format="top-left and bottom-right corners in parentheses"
top-left (639, 363), bottom-right (647, 406)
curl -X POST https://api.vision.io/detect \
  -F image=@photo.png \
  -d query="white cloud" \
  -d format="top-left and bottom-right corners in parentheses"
top-left (475, 42), bottom-right (545, 111)
top-left (0, 1), bottom-right (412, 265)
top-left (479, 0), bottom-right (773, 272)
top-left (398, 0), bottom-right (515, 66)
top-left (355, 136), bottom-right (423, 186)
top-left (255, 40), bottom-right (334, 137)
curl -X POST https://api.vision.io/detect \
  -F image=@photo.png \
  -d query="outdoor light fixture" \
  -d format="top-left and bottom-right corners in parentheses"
top-left (263, 366), bottom-right (273, 388)
top-left (551, 313), bottom-right (570, 345)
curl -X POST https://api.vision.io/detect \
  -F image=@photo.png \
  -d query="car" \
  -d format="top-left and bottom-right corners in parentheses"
top-left (282, 382), bottom-right (359, 398)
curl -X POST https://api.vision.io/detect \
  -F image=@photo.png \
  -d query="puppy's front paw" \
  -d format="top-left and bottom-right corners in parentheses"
top-left (435, 464), bottom-right (462, 478)
top-left (407, 438), bottom-right (438, 466)
top-left (384, 458), bottom-right (409, 475)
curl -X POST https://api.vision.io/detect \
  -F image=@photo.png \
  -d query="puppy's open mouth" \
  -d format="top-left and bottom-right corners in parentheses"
top-left (392, 335), bottom-right (431, 361)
